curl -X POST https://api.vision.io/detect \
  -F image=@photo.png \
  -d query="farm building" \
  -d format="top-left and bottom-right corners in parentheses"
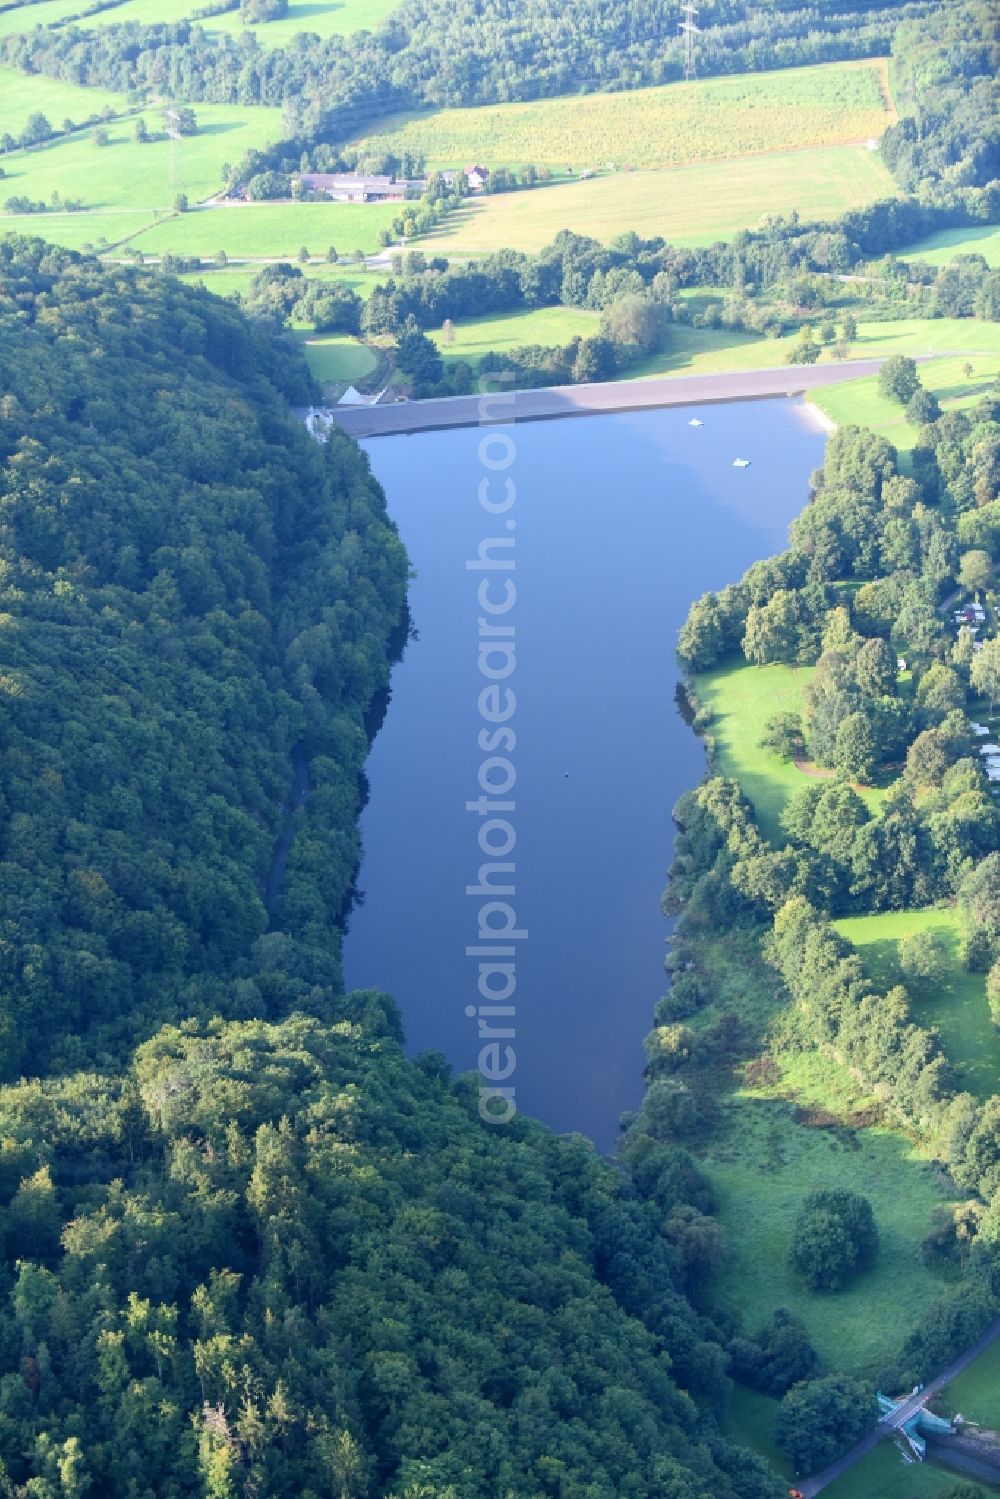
top-left (441, 166), bottom-right (491, 191)
top-left (294, 173), bottom-right (424, 203)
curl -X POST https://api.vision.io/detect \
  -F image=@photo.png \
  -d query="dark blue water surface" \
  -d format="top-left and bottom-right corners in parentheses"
top-left (343, 398), bottom-right (825, 1151)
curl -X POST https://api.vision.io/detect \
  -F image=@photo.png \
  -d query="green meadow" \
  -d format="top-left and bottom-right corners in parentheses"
top-left (694, 661), bottom-right (816, 844)
top-left (900, 222), bottom-right (1000, 269)
top-left (204, 0), bottom-right (401, 45)
top-left (0, 0), bottom-right (398, 39)
top-left (0, 209), bottom-right (158, 249)
top-left (834, 908), bottom-right (1000, 1101)
top-left (823, 1441), bottom-right (983, 1498)
top-left (431, 306), bottom-right (600, 365)
top-left (815, 347), bottom-right (1000, 446)
top-left (705, 1090), bottom-right (949, 1376)
top-left (0, 63), bottom-right (126, 132)
top-left (298, 333), bottom-right (378, 386)
top-left (935, 1336), bottom-right (1000, 1427)
top-left (693, 659), bottom-right (888, 844)
top-left (0, 100), bottom-right (282, 209)
top-left (723, 1387), bottom-right (791, 1480)
top-left (418, 145), bottom-right (897, 254)
top-left (176, 263), bottom-right (378, 299)
top-left (123, 200), bottom-right (397, 257)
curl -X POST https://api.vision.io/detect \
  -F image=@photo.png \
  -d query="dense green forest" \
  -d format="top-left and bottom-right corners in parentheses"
top-left (0, 0), bottom-right (937, 157)
top-left (0, 238), bottom-right (795, 1497)
top-left (0, 236), bottom-right (408, 1076)
top-left (880, 0), bottom-right (999, 191)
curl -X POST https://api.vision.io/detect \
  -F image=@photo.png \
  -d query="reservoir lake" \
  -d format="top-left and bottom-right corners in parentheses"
top-left (343, 397), bottom-right (826, 1151)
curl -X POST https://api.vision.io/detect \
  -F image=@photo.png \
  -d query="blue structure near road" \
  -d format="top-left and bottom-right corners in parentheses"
top-left (878, 1391), bottom-right (954, 1460)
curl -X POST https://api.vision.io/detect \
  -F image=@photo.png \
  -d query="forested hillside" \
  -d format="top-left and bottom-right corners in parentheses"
top-left (0, 0), bottom-right (935, 145)
top-left (0, 239), bottom-right (790, 1498)
top-left (881, 0), bottom-right (999, 190)
top-left (0, 236), bottom-right (408, 1077)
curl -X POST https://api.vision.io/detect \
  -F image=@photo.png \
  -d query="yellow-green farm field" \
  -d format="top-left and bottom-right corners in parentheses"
top-left (418, 146), bottom-right (897, 254)
top-left (349, 60), bottom-right (894, 172)
top-left (834, 908), bottom-right (1000, 1101)
top-left (0, 101), bottom-right (282, 210)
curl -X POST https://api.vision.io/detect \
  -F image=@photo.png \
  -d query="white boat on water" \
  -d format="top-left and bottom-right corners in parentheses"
top-left (733, 457), bottom-right (751, 468)
top-left (688, 418), bottom-right (704, 427)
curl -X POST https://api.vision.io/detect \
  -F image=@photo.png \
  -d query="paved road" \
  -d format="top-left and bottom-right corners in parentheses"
top-left (797, 1315), bottom-right (1000, 1498)
top-left (325, 359), bottom-right (890, 438)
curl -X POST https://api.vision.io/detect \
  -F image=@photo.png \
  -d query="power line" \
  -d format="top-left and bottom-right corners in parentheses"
top-left (679, 1), bottom-right (699, 80)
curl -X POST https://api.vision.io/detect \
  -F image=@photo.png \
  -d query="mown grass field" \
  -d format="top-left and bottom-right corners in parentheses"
top-left (0, 101), bottom-right (282, 209)
top-left (0, 0), bottom-right (397, 39)
top-left (124, 201), bottom-right (397, 257)
top-left (695, 661), bottom-right (815, 844)
top-left (0, 208), bottom-right (158, 249)
top-left (0, 63), bottom-right (126, 132)
top-left (812, 321), bottom-right (1000, 443)
top-left (298, 332), bottom-right (377, 385)
top-left (417, 145), bottom-right (897, 253)
top-left (834, 908), bottom-right (999, 1101)
top-left (349, 60), bottom-right (894, 172)
top-left (705, 1091), bottom-right (949, 1375)
top-left (636, 314), bottom-right (1000, 383)
top-left (901, 222), bottom-right (1000, 269)
top-left (431, 306), bottom-right (600, 365)
top-left (0, 0), bottom-right (195, 29)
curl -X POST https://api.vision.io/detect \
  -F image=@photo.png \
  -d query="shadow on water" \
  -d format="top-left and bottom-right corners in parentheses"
top-left (340, 603), bottom-right (415, 934)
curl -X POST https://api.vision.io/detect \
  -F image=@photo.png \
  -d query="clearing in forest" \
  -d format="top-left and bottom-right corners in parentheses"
top-left (693, 660), bottom-right (890, 844)
top-left (834, 908), bottom-right (1000, 1101)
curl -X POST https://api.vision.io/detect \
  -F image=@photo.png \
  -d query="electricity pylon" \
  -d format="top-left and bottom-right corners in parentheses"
top-left (679, 2), bottom-right (699, 81)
